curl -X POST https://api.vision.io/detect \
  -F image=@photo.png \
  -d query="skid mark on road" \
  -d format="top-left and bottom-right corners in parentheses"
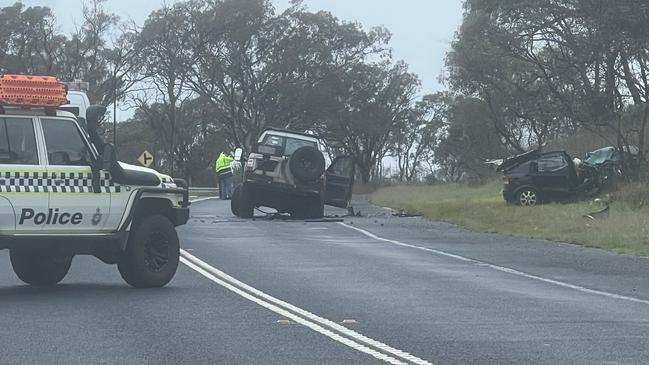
top-left (339, 223), bottom-right (649, 306)
top-left (180, 249), bottom-right (433, 365)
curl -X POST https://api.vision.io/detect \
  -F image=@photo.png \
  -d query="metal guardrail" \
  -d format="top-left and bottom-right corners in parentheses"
top-left (188, 187), bottom-right (219, 196)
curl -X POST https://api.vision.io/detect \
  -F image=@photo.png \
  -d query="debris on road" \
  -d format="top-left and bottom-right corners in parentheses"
top-left (584, 201), bottom-right (610, 221)
top-left (256, 212), bottom-right (344, 223)
top-left (347, 206), bottom-right (363, 217)
top-left (392, 211), bottom-right (423, 218)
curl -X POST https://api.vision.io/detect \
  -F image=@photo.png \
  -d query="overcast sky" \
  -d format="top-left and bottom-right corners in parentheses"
top-left (18, 0), bottom-right (464, 97)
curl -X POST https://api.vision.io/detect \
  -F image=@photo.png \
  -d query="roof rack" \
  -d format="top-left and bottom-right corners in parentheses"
top-left (264, 127), bottom-right (321, 140)
top-left (0, 74), bottom-right (68, 108)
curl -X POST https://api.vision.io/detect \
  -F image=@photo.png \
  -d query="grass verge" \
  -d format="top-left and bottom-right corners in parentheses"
top-left (370, 182), bottom-right (649, 256)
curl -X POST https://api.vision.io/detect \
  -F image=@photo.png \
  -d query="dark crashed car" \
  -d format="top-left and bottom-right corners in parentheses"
top-left (498, 149), bottom-right (608, 206)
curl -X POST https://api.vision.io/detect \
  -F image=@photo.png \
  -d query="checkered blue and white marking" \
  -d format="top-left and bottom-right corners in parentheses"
top-left (0, 171), bottom-right (121, 193)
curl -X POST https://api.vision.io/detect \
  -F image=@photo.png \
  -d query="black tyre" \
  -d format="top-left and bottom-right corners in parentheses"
top-left (10, 248), bottom-right (72, 286)
top-left (231, 184), bottom-right (242, 216)
top-left (239, 183), bottom-right (255, 218)
top-left (289, 146), bottom-right (325, 182)
top-left (118, 215), bottom-right (179, 288)
top-left (516, 187), bottom-right (539, 206)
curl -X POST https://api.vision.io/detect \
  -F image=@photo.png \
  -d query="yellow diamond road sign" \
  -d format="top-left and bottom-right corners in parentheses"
top-left (138, 150), bottom-right (154, 167)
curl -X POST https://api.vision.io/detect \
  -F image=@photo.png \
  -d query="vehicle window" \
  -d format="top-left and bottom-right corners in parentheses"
top-left (536, 155), bottom-right (566, 172)
top-left (508, 161), bottom-right (530, 174)
top-left (41, 118), bottom-right (92, 166)
top-left (261, 134), bottom-right (318, 155)
top-left (285, 138), bottom-right (317, 155)
top-left (262, 134), bottom-right (283, 147)
top-left (0, 118), bottom-right (38, 165)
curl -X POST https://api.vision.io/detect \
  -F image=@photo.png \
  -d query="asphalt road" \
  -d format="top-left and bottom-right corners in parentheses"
top-left (0, 197), bottom-right (648, 364)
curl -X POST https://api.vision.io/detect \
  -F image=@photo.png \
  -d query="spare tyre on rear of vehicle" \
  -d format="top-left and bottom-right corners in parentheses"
top-left (289, 146), bottom-right (325, 182)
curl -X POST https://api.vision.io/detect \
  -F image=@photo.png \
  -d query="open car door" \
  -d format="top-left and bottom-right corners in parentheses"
top-left (324, 156), bottom-right (355, 208)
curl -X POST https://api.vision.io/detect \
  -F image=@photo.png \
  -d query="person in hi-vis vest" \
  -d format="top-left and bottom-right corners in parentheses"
top-left (215, 152), bottom-right (234, 200)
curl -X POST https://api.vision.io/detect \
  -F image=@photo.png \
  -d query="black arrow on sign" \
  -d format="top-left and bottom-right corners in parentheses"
top-left (143, 152), bottom-right (153, 165)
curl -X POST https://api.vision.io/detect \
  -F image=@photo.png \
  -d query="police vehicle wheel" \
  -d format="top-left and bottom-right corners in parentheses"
top-left (10, 248), bottom-right (72, 286)
top-left (118, 215), bottom-right (179, 288)
top-left (239, 184), bottom-right (255, 218)
top-left (231, 184), bottom-right (241, 217)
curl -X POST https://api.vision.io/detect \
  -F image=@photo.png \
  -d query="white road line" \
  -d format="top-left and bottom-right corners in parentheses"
top-left (180, 249), bottom-right (433, 365)
top-left (180, 257), bottom-right (407, 365)
top-left (339, 222), bottom-right (649, 306)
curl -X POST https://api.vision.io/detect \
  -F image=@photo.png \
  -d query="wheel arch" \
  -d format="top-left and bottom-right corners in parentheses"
top-left (133, 197), bottom-right (175, 225)
top-left (118, 187), bottom-right (189, 233)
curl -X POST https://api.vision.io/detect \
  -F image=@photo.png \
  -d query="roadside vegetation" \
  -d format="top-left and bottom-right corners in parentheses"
top-left (371, 183), bottom-right (649, 256)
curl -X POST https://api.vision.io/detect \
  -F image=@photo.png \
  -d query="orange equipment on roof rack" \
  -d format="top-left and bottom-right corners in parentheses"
top-left (0, 74), bottom-right (68, 108)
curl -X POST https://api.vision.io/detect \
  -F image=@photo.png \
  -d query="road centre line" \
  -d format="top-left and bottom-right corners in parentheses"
top-left (179, 257), bottom-right (406, 365)
top-left (339, 222), bottom-right (649, 306)
top-left (180, 249), bottom-right (433, 365)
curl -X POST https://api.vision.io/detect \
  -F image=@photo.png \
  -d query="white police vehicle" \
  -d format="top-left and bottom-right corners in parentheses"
top-left (0, 75), bottom-right (189, 287)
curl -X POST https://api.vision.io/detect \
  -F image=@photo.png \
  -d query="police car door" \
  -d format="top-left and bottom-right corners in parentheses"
top-left (0, 116), bottom-right (49, 233)
top-left (40, 117), bottom-right (111, 232)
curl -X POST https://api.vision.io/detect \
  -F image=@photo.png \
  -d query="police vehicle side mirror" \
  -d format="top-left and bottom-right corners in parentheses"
top-left (89, 143), bottom-right (117, 194)
top-left (234, 148), bottom-right (243, 161)
top-left (86, 105), bottom-right (107, 148)
top-left (102, 144), bottom-right (116, 171)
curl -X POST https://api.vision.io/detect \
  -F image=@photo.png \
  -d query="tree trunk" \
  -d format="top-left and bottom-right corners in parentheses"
top-left (358, 164), bottom-right (371, 184)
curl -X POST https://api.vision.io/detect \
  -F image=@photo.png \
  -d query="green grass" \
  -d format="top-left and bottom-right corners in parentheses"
top-left (371, 182), bottom-right (649, 256)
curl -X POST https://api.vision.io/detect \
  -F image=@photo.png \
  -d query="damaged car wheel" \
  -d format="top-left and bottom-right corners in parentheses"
top-left (516, 188), bottom-right (539, 206)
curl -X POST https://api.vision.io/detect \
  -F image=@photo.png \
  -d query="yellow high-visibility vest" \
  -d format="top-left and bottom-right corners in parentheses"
top-left (216, 152), bottom-right (234, 172)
